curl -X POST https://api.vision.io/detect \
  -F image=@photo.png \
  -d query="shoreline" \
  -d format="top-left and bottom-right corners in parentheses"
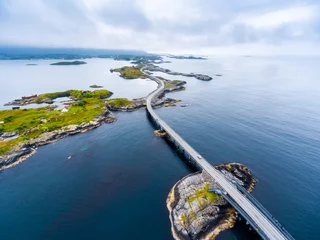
top-left (167, 163), bottom-right (256, 240)
top-left (0, 74), bottom-right (186, 171)
top-left (0, 109), bottom-right (116, 171)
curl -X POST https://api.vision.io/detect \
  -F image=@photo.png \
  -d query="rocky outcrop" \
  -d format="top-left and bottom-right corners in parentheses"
top-left (167, 163), bottom-right (256, 240)
top-left (0, 110), bottom-right (117, 171)
top-left (154, 130), bottom-right (167, 137)
top-left (0, 132), bottom-right (18, 140)
top-left (144, 64), bottom-right (212, 81)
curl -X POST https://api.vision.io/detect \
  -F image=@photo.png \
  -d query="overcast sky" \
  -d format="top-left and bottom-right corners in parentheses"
top-left (1, 0), bottom-right (320, 55)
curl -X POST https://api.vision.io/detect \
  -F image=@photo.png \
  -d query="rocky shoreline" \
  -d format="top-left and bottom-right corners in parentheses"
top-left (0, 109), bottom-right (116, 171)
top-left (0, 78), bottom-right (186, 171)
top-left (4, 90), bottom-right (113, 106)
top-left (167, 163), bottom-right (256, 240)
top-left (144, 64), bottom-right (212, 81)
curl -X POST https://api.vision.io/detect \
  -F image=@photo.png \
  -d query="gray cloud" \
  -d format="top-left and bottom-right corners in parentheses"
top-left (0, 0), bottom-right (319, 54)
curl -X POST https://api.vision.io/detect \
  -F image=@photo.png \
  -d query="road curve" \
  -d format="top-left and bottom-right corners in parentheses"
top-left (144, 70), bottom-right (288, 240)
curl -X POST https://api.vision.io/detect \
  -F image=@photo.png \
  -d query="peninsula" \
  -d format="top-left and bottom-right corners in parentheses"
top-left (167, 163), bottom-right (256, 240)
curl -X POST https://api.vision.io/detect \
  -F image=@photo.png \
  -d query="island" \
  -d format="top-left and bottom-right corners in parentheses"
top-left (50, 61), bottom-right (87, 66)
top-left (143, 64), bottom-right (212, 81)
top-left (89, 84), bottom-right (104, 88)
top-left (26, 63), bottom-right (38, 66)
top-left (167, 163), bottom-right (256, 240)
top-left (110, 66), bottom-right (146, 79)
top-left (167, 55), bottom-right (207, 60)
top-left (4, 89), bottom-right (112, 106)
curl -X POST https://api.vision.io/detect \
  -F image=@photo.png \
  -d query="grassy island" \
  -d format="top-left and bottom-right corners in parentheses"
top-left (0, 90), bottom-right (113, 155)
top-left (50, 61), bottom-right (87, 66)
top-left (164, 80), bottom-right (184, 89)
top-left (112, 66), bottom-right (146, 79)
top-left (5, 89), bottom-right (113, 106)
top-left (106, 98), bottom-right (133, 107)
top-left (35, 89), bottom-right (112, 102)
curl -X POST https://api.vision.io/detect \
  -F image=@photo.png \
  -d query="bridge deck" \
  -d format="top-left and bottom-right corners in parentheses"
top-left (145, 71), bottom-right (290, 240)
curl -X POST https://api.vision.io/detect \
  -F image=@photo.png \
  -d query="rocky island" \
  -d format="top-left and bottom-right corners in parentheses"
top-left (50, 60), bottom-right (87, 65)
top-left (89, 84), bottom-right (104, 88)
top-left (143, 64), bottom-right (212, 81)
top-left (167, 163), bottom-right (256, 240)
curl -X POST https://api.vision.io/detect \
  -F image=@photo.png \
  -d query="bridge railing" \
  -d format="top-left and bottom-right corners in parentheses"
top-left (231, 179), bottom-right (294, 240)
top-left (209, 188), bottom-right (269, 240)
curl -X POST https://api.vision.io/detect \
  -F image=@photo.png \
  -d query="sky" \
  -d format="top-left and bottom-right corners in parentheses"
top-left (0, 0), bottom-right (320, 55)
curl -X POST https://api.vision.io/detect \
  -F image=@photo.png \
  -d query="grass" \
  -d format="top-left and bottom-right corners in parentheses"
top-left (106, 98), bottom-right (133, 107)
top-left (164, 80), bottom-right (184, 89)
top-left (187, 184), bottom-right (220, 205)
top-left (113, 66), bottom-right (146, 79)
top-left (0, 98), bottom-right (106, 155)
top-left (34, 89), bottom-right (112, 103)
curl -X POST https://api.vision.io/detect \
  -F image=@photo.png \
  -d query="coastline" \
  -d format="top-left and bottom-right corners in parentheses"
top-left (0, 70), bottom-right (189, 171)
top-left (0, 109), bottom-right (116, 171)
top-left (167, 163), bottom-right (256, 240)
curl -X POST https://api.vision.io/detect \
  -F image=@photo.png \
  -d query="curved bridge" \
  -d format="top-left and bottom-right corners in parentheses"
top-left (144, 70), bottom-right (294, 240)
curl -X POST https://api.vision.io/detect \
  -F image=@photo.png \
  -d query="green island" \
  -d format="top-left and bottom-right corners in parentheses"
top-left (111, 66), bottom-right (146, 79)
top-left (0, 90), bottom-right (113, 155)
top-left (106, 98), bottom-right (133, 107)
top-left (50, 61), bottom-right (87, 66)
top-left (5, 89), bottom-right (112, 106)
top-left (164, 80), bottom-right (184, 89)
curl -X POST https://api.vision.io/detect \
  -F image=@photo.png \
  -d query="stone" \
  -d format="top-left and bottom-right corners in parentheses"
top-left (1, 132), bottom-right (17, 138)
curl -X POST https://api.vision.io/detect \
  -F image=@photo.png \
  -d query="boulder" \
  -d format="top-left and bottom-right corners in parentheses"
top-left (1, 132), bottom-right (17, 138)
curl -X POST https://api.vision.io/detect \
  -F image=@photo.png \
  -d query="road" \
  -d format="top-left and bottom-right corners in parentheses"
top-left (144, 70), bottom-right (289, 240)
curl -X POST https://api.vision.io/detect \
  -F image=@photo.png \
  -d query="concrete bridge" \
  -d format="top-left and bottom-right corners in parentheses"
top-left (144, 70), bottom-right (294, 240)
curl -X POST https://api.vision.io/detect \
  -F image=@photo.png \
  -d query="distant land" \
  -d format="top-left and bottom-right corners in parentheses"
top-left (0, 47), bottom-right (158, 61)
top-left (167, 55), bottom-right (207, 60)
top-left (50, 61), bottom-right (87, 66)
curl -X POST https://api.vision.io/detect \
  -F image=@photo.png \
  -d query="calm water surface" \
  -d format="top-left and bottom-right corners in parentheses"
top-left (1, 56), bottom-right (320, 240)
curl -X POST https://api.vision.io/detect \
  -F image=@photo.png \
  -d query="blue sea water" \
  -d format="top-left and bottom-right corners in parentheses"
top-left (1, 56), bottom-right (320, 239)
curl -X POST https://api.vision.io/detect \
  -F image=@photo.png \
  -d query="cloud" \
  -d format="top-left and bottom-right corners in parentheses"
top-left (0, 0), bottom-right (319, 55)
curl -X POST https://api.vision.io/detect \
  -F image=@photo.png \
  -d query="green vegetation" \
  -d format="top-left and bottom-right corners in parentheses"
top-left (187, 184), bottom-right (220, 205)
top-left (106, 98), bottom-right (133, 107)
top-left (0, 93), bottom-right (111, 155)
top-left (113, 66), bottom-right (146, 79)
top-left (50, 61), bottom-right (87, 65)
top-left (34, 89), bottom-right (112, 103)
top-left (164, 80), bottom-right (183, 89)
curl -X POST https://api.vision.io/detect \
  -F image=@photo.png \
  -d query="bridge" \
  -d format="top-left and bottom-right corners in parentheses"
top-left (144, 69), bottom-right (294, 240)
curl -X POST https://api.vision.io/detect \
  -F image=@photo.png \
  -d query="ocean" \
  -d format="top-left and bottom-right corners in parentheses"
top-left (1, 56), bottom-right (320, 239)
